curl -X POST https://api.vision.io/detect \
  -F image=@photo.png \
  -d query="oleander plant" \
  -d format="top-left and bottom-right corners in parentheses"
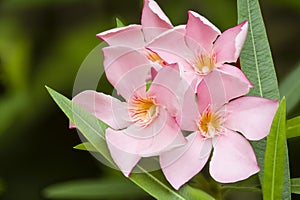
top-left (42, 0), bottom-right (300, 199)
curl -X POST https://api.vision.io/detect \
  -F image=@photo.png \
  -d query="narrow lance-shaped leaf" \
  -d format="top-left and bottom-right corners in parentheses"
top-left (291, 178), bottom-right (300, 194)
top-left (116, 18), bottom-right (125, 28)
top-left (74, 142), bottom-right (97, 152)
top-left (286, 116), bottom-right (300, 139)
top-left (237, 0), bottom-right (280, 99)
top-left (263, 98), bottom-right (288, 200)
top-left (43, 178), bottom-right (147, 199)
top-left (46, 86), bottom-right (115, 168)
top-left (46, 87), bottom-right (215, 200)
top-left (237, 1), bottom-right (290, 198)
top-left (220, 175), bottom-right (261, 193)
top-left (280, 62), bottom-right (300, 114)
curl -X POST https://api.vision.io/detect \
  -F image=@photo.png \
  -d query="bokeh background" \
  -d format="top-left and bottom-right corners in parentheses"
top-left (0, 0), bottom-right (299, 199)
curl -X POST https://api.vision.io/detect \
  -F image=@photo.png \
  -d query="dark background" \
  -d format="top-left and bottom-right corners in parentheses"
top-left (0, 0), bottom-right (299, 199)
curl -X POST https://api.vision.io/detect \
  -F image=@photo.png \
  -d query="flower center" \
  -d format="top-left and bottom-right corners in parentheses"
top-left (193, 54), bottom-right (216, 75)
top-left (144, 49), bottom-right (167, 67)
top-left (129, 95), bottom-right (159, 127)
top-left (199, 108), bottom-right (223, 138)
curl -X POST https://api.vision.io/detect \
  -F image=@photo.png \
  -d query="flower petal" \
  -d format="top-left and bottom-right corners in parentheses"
top-left (148, 65), bottom-right (181, 117)
top-left (103, 46), bottom-right (151, 89)
top-left (197, 66), bottom-right (252, 113)
top-left (124, 106), bottom-right (168, 139)
top-left (160, 132), bottom-right (212, 190)
top-left (213, 21), bottom-right (248, 64)
top-left (217, 64), bottom-right (253, 88)
top-left (72, 90), bottom-right (131, 130)
top-left (225, 96), bottom-right (278, 140)
top-left (107, 109), bottom-right (186, 157)
top-left (175, 73), bottom-right (199, 131)
top-left (106, 128), bottom-right (141, 177)
top-left (148, 65), bottom-right (199, 131)
top-left (147, 25), bottom-right (193, 66)
top-left (96, 25), bottom-right (145, 48)
top-left (209, 129), bottom-right (260, 183)
top-left (197, 70), bottom-right (227, 113)
top-left (185, 11), bottom-right (221, 53)
top-left (215, 64), bottom-right (252, 100)
top-left (142, 0), bottom-right (173, 42)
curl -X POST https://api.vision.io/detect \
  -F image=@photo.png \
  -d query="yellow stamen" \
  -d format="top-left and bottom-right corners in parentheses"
top-left (199, 109), bottom-right (222, 138)
top-left (193, 54), bottom-right (215, 75)
top-left (129, 95), bottom-right (158, 127)
top-left (144, 49), bottom-right (167, 66)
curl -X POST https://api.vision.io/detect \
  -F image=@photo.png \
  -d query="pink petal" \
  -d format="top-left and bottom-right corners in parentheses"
top-left (197, 70), bottom-right (228, 113)
top-left (213, 21), bottom-right (248, 64)
top-left (142, 0), bottom-right (173, 42)
top-left (185, 11), bottom-right (221, 53)
top-left (225, 96), bottom-right (278, 140)
top-left (72, 90), bottom-right (131, 130)
top-left (160, 132), bottom-right (212, 190)
top-left (217, 64), bottom-right (253, 87)
top-left (209, 129), bottom-right (260, 183)
top-left (124, 106), bottom-right (168, 139)
top-left (114, 66), bottom-right (150, 101)
top-left (148, 65), bottom-right (181, 117)
top-left (106, 128), bottom-right (141, 177)
top-left (103, 46), bottom-right (151, 89)
top-left (150, 67), bottom-right (158, 80)
top-left (106, 109), bottom-right (186, 157)
top-left (96, 25), bottom-right (145, 48)
top-left (175, 74), bottom-right (199, 131)
top-left (197, 66), bottom-right (252, 113)
top-left (147, 25), bottom-right (193, 65)
top-left (103, 46), bottom-right (152, 101)
top-left (215, 64), bottom-right (252, 100)
top-left (182, 70), bottom-right (202, 89)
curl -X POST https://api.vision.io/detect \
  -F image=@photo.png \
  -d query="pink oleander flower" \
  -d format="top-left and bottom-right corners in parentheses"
top-left (72, 62), bottom-right (187, 176)
top-left (97, 0), bottom-right (172, 47)
top-left (159, 71), bottom-right (279, 190)
top-left (97, 0), bottom-right (173, 86)
top-left (147, 11), bottom-right (253, 101)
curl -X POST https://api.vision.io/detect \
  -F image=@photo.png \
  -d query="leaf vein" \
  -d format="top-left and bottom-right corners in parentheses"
top-left (246, 0), bottom-right (263, 97)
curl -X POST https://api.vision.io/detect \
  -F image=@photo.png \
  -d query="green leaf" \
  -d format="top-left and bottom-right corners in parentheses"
top-left (237, 2), bottom-right (291, 198)
top-left (116, 18), bottom-right (125, 28)
top-left (221, 175), bottom-right (261, 193)
top-left (46, 86), bottom-right (115, 168)
top-left (0, 19), bottom-right (31, 91)
top-left (46, 87), bottom-right (215, 200)
top-left (73, 142), bottom-right (97, 152)
top-left (130, 170), bottom-right (215, 200)
top-left (43, 178), bottom-right (146, 199)
top-left (179, 185), bottom-right (216, 200)
top-left (291, 178), bottom-right (300, 194)
top-left (286, 116), bottom-right (300, 139)
top-left (280, 63), bottom-right (300, 114)
top-left (146, 80), bottom-right (152, 91)
top-left (237, 0), bottom-right (280, 100)
top-left (263, 98), bottom-right (290, 200)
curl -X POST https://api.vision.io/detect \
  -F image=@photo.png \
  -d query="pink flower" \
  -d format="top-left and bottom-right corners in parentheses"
top-left (97, 0), bottom-right (174, 84)
top-left (159, 71), bottom-right (278, 190)
top-left (72, 63), bottom-right (187, 176)
top-left (97, 0), bottom-right (173, 46)
top-left (147, 11), bottom-right (253, 100)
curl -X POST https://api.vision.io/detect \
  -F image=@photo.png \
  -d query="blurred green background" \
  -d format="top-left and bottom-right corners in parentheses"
top-left (0, 0), bottom-right (299, 199)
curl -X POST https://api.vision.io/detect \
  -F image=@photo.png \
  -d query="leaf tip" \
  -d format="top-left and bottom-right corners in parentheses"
top-left (116, 17), bottom-right (125, 28)
top-left (45, 85), bottom-right (54, 94)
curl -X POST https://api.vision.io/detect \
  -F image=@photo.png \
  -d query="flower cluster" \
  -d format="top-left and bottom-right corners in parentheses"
top-left (72, 0), bottom-right (278, 190)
